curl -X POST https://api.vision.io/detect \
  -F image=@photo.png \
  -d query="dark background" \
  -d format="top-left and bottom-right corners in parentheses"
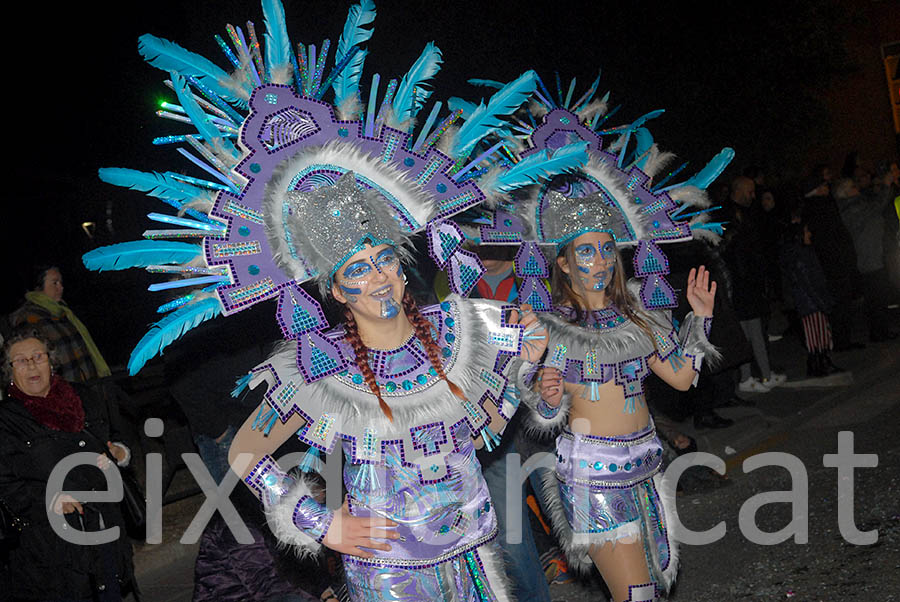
top-left (4, 0), bottom-right (897, 367)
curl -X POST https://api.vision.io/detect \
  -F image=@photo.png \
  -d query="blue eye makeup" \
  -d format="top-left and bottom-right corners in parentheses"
top-left (575, 244), bottom-right (597, 262)
top-left (342, 261), bottom-right (373, 281)
top-left (373, 248), bottom-right (399, 272)
top-left (599, 241), bottom-right (616, 259)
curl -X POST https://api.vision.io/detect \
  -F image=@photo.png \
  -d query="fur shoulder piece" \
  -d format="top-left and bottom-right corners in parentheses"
top-left (248, 295), bottom-right (522, 481)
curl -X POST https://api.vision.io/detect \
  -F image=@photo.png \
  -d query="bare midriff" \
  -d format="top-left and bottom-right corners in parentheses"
top-left (564, 377), bottom-right (651, 437)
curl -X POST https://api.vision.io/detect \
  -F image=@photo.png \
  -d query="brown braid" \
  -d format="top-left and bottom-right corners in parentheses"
top-left (342, 308), bottom-right (394, 422)
top-left (401, 290), bottom-right (467, 402)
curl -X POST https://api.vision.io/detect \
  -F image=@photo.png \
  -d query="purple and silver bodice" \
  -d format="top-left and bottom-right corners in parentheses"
top-left (245, 295), bottom-right (524, 567)
top-left (539, 304), bottom-right (684, 412)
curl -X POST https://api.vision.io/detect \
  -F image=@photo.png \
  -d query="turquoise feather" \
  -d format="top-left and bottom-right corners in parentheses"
top-left (128, 297), bottom-right (222, 375)
top-left (392, 42), bottom-right (442, 124)
top-left (262, 0), bottom-right (292, 81)
top-left (447, 97), bottom-right (477, 119)
top-left (138, 34), bottom-right (236, 104)
top-left (98, 167), bottom-right (207, 206)
top-left (677, 148), bottom-right (736, 191)
top-left (82, 240), bottom-right (201, 272)
top-left (494, 142), bottom-right (588, 193)
top-left (171, 73), bottom-right (232, 148)
top-left (452, 70), bottom-right (538, 159)
top-left (466, 78), bottom-right (504, 89)
top-left (332, 0), bottom-right (376, 108)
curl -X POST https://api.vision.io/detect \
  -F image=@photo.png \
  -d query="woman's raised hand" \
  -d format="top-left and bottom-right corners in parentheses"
top-left (539, 367), bottom-right (564, 407)
top-left (322, 501), bottom-right (400, 558)
top-left (686, 265), bottom-right (716, 318)
top-left (509, 304), bottom-right (548, 363)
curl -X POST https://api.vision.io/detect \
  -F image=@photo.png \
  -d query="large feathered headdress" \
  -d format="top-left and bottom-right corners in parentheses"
top-left (460, 73), bottom-right (734, 312)
top-left (82, 0), bottom-right (587, 380)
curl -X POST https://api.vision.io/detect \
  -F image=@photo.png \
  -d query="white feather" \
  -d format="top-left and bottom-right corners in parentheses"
top-left (528, 99), bottom-right (548, 119)
top-left (641, 146), bottom-right (677, 182)
top-left (576, 99), bottom-right (608, 123)
top-left (668, 185), bottom-right (711, 208)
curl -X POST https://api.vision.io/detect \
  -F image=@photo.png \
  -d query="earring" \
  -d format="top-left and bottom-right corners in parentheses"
top-left (402, 272), bottom-right (408, 285)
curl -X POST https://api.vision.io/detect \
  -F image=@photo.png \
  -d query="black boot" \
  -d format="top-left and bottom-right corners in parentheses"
top-left (820, 351), bottom-right (844, 375)
top-left (807, 352), bottom-right (824, 378)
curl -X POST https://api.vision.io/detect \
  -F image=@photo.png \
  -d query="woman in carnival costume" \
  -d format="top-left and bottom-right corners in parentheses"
top-left (82, 2), bottom-right (597, 599)
top-left (466, 75), bottom-right (733, 601)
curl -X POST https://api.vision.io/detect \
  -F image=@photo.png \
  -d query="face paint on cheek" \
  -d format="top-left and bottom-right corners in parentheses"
top-left (591, 264), bottom-right (615, 291)
top-left (339, 284), bottom-right (363, 303)
top-left (380, 298), bottom-right (400, 319)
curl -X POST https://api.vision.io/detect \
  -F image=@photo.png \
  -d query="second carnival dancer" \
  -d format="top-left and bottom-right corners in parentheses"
top-left (80, 1), bottom-right (608, 599)
top-left (471, 80), bottom-right (731, 601)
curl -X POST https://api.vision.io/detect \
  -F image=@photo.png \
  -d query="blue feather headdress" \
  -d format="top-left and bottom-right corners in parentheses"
top-left (453, 71), bottom-right (734, 312)
top-left (86, 0), bottom-right (587, 376)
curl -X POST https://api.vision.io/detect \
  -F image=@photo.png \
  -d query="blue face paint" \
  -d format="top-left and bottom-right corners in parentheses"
top-left (339, 284), bottom-right (362, 303)
top-left (342, 260), bottom-right (373, 281)
top-left (572, 238), bottom-right (617, 293)
top-left (380, 298), bottom-right (400, 319)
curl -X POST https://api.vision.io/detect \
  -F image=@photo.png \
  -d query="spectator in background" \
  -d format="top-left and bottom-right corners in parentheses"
top-left (0, 329), bottom-right (135, 600)
top-left (833, 178), bottom-right (899, 342)
top-left (875, 161), bottom-right (900, 293)
top-left (801, 168), bottom-right (862, 350)
top-left (9, 266), bottom-right (111, 383)
top-left (721, 176), bottom-right (785, 392)
top-left (780, 222), bottom-right (843, 376)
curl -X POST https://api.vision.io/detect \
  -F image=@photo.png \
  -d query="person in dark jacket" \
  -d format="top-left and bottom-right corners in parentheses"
top-left (801, 172), bottom-right (862, 350)
top-left (721, 176), bottom-right (786, 392)
top-left (780, 223), bottom-right (843, 377)
top-left (0, 329), bottom-right (134, 601)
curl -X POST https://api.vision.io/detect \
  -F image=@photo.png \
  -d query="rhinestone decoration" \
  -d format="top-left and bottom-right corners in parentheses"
top-left (212, 241), bottom-right (262, 257)
top-left (312, 413), bottom-right (335, 441)
top-left (228, 277), bottom-right (275, 303)
top-left (223, 199), bottom-right (264, 224)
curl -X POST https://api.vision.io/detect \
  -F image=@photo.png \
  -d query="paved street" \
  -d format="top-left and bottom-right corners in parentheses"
top-left (128, 334), bottom-right (900, 602)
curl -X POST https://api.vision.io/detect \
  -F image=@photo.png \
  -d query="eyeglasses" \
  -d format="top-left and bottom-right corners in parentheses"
top-left (9, 352), bottom-right (49, 369)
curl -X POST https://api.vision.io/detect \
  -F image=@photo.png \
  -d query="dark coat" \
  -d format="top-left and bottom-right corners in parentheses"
top-left (720, 202), bottom-right (769, 320)
top-left (780, 240), bottom-right (834, 317)
top-left (0, 383), bottom-right (134, 600)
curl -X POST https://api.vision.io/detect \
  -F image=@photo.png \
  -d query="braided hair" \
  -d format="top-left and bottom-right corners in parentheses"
top-left (341, 290), bottom-right (466, 421)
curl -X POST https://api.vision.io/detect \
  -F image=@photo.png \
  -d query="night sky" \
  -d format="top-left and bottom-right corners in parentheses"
top-left (3, 0), bottom-right (871, 365)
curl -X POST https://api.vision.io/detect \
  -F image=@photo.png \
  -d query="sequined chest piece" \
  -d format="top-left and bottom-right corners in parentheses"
top-left (550, 306), bottom-right (680, 413)
top-left (336, 300), bottom-right (457, 396)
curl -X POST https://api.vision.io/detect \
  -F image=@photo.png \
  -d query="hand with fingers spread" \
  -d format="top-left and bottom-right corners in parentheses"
top-left (686, 265), bottom-right (717, 317)
top-left (508, 304), bottom-right (548, 363)
top-left (322, 502), bottom-right (400, 558)
top-left (539, 367), bottom-right (564, 407)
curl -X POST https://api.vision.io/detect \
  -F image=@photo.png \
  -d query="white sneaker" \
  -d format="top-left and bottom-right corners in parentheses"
top-left (763, 372), bottom-right (787, 387)
top-left (738, 377), bottom-right (772, 393)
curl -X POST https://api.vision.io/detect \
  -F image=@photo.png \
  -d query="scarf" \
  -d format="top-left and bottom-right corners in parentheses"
top-left (24, 291), bottom-right (111, 378)
top-left (8, 376), bottom-right (86, 432)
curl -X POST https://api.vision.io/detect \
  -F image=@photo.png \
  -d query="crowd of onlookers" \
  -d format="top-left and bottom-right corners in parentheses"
top-left (717, 156), bottom-right (900, 384)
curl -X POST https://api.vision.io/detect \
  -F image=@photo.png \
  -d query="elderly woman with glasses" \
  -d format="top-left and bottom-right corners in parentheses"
top-left (0, 330), bottom-right (135, 601)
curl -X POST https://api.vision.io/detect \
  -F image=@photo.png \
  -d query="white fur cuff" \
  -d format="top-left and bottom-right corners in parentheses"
top-left (264, 475), bottom-right (332, 558)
